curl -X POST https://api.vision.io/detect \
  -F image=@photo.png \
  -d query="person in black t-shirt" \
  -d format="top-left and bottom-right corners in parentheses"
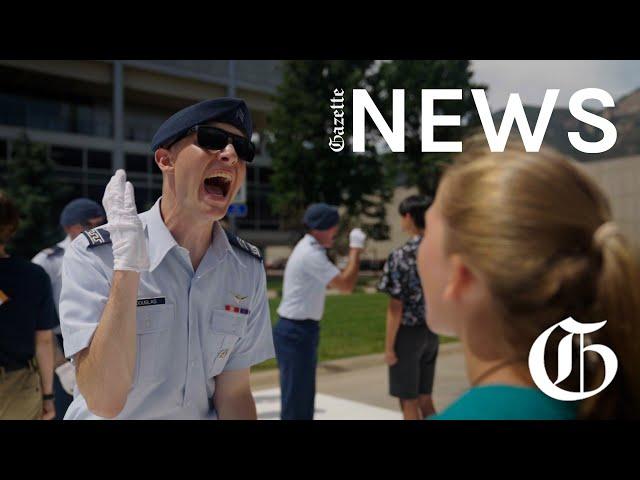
top-left (0, 191), bottom-right (58, 420)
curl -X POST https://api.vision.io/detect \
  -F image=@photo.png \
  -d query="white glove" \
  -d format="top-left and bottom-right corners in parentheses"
top-left (349, 228), bottom-right (367, 249)
top-left (55, 361), bottom-right (76, 396)
top-left (102, 169), bottom-right (149, 272)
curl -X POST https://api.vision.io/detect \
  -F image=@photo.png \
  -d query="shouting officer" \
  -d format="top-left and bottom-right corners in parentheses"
top-left (32, 198), bottom-right (105, 419)
top-left (274, 203), bottom-right (367, 420)
top-left (59, 98), bottom-right (275, 420)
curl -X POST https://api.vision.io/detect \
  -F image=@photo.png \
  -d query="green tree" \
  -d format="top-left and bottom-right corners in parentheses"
top-left (2, 134), bottom-right (72, 258)
top-left (372, 60), bottom-right (486, 196)
top-left (267, 60), bottom-right (395, 246)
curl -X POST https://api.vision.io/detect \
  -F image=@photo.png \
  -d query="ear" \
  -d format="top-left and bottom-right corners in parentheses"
top-left (406, 213), bottom-right (417, 228)
top-left (443, 254), bottom-right (476, 302)
top-left (66, 224), bottom-right (84, 238)
top-left (154, 148), bottom-right (174, 174)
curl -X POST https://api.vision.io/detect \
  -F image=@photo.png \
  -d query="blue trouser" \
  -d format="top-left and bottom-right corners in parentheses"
top-left (273, 317), bottom-right (320, 420)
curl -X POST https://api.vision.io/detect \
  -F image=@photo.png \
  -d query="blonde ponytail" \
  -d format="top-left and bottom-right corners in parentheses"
top-left (438, 135), bottom-right (640, 419)
top-left (581, 222), bottom-right (640, 419)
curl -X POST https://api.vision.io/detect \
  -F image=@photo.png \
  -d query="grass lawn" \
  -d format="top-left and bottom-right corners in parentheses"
top-left (252, 292), bottom-right (455, 371)
top-left (265, 275), bottom-right (378, 297)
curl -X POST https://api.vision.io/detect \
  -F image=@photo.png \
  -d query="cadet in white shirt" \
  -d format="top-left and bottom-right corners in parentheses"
top-left (274, 203), bottom-right (367, 419)
top-left (32, 198), bottom-right (105, 419)
top-left (59, 98), bottom-right (275, 420)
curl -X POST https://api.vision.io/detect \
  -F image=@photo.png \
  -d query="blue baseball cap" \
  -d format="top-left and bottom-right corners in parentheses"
top-left (303, 203), bottom-right (340, 231)
top-left (151, 97), bottom-right (253, 151)
top-left (60, 198), bottom-right (105, 227)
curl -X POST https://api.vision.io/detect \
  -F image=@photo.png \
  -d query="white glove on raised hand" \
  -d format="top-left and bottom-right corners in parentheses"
top-left (102, 169), bottom-right (149, 272)
top-left (349, 228), bottom-right (367, 249)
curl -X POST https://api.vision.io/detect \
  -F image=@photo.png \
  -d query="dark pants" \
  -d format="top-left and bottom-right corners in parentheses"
top-left (54, 334), bottom-right (73, 420)
top-left (273, 317), bottom-right (320, 420)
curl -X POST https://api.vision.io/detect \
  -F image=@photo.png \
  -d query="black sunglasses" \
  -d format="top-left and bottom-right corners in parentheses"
top-left (174, 125), bottom-right (255, 162)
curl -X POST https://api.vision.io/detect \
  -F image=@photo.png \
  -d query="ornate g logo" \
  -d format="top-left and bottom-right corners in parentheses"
top-left (528, 317), bottom-right (618, 401)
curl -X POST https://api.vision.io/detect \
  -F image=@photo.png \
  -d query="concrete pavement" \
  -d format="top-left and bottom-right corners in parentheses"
top-left (251, 342), bottom-right (469, 419)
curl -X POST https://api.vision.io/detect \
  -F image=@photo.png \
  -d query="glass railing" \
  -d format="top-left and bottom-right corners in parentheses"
top-left (0, 93), bottom-right (112, 137)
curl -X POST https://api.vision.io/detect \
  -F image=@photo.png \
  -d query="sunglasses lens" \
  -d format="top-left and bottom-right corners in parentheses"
top-left (196, 126), bottom-right (255, 162)
top-left (233, 139), bottom-right (255, 162)
top-left (197, 128), bottom-right (228, 150)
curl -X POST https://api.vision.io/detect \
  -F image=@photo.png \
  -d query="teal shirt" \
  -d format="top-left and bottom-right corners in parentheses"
top-left (430, 385), bottom-right (579, 420)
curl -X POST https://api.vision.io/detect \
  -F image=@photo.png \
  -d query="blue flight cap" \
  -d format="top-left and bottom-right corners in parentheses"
top-left (303, 203), bottom-right (340, 231)
top-left (60, 198), bottom-right (105, 227)
top-left (151, 97), bottom-right (253, 151)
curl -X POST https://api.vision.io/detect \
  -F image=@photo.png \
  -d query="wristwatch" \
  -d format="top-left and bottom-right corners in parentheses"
top-left (42, 393), bottom-right (55, 401)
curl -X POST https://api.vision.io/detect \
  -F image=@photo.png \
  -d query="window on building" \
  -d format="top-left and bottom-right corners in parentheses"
top-left (260, 167), bottom-right (273, 185)
top-left (93, 107), bottom-right (113, 138)
top-left (27, 99), bottom-right (71, 132)
top-left (257, 189), bottom-right (278, 230)
top-left (126, 154), bottom-right (149, 173)
top-left (0, 94), bottom-right (26, 126)
top-left (129, 182), bottom-right (150, 213)
top-left (124, 110), bottom-right (167, 143)
top-left (0, 93), bottom-right (112, 138)
top-left (51, 146), bottom-right (82, 168)
top-left (246, 164), bottom-right (256, 183)
top-left (88, 150), bottom-right (111, 171)
top-left (150, 187), bottom-right (162, 205)
top-left (87, 182), bottom-right (108, 205)
top-left (62, 183), bottom-right (84, 204)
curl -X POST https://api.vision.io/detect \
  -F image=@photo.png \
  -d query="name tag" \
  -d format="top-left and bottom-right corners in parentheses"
top-left (137, 297), bottom-right (166, 307)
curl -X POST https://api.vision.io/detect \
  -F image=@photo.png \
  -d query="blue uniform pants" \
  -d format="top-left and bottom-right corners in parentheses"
top-left (54, 334), bottom-right (73, 420)
top-left (273, 317), bottom-right (320, 420)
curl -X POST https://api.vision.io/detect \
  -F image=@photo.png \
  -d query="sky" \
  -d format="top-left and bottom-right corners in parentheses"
top-left (471, 60), bottom-right (640, 111)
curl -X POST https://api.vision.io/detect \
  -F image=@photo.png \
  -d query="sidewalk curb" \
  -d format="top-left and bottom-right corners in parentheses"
top-left (251, 341), bottom-right (462, 389)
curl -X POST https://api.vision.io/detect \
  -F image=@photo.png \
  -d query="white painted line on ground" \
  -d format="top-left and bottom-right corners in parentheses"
top-left (254, 387), bottom-right (403, 420)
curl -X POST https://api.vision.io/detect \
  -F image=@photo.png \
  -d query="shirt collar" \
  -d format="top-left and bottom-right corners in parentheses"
top-left (409, 234), bottom-right (423, 246)
top-left (305, 233), bottom-right (323, 250)
top-left (58, 236), bottom-right (72, 250)
top-left (139, 198), bottom-right (246, 272)
top-left (140, 198), bottom-right (179, 272)
top-left (217, 222), bottom-right (247, 269)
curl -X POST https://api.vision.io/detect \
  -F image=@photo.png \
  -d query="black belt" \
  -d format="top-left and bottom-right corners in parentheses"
top-left (0, 358), bottom-right (37, 373)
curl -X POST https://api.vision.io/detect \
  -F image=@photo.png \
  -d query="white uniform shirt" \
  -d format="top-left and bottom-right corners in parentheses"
top-left (277, 234), bottom-right (340, 321)
top-left (59, 198), bottom-right (275, 420)
top-left (32, 236), bottom-right (71, 334)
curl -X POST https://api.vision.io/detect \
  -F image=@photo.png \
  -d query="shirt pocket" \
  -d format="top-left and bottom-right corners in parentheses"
top-left (205, 309), bottom-right (249, 378)
top-left (132, 303), bottom-right (174, 387)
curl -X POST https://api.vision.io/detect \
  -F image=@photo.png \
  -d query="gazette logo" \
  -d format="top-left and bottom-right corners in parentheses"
top-left (330, 88), bottom-right (618, 154)
top-left (328, 89), bottom-right (345, 152)
top-left (528, 317), bottom-right (618, 401)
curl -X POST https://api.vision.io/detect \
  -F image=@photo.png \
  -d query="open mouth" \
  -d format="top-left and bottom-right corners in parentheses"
top-left (204, 171), bottom-right (233, 199)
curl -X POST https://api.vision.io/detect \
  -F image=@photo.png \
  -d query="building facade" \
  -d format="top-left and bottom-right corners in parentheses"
top-left (0, 60), bottom-right (289, 250)
top-left (1, 61), bottom-right (638, 265)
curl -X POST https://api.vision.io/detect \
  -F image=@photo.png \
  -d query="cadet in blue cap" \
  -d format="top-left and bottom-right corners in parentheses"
top-left (274, 203), bottom-right (367, 419)
top-left (32, 198), bottom-right (105, 419)
top-left (59, 97), bottom-right (275, 419)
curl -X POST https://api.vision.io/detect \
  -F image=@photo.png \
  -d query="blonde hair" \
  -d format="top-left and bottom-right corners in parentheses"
top-left (438, 135), bottom-right (640, 419)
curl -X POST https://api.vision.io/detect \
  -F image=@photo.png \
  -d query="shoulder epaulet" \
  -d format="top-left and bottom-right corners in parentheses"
top-left (224, 229), bottom-right (263, 262)
top-left (43, 245), bottom-right (64, 257)
top-left (82, 228), bottom-right (111, 249)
